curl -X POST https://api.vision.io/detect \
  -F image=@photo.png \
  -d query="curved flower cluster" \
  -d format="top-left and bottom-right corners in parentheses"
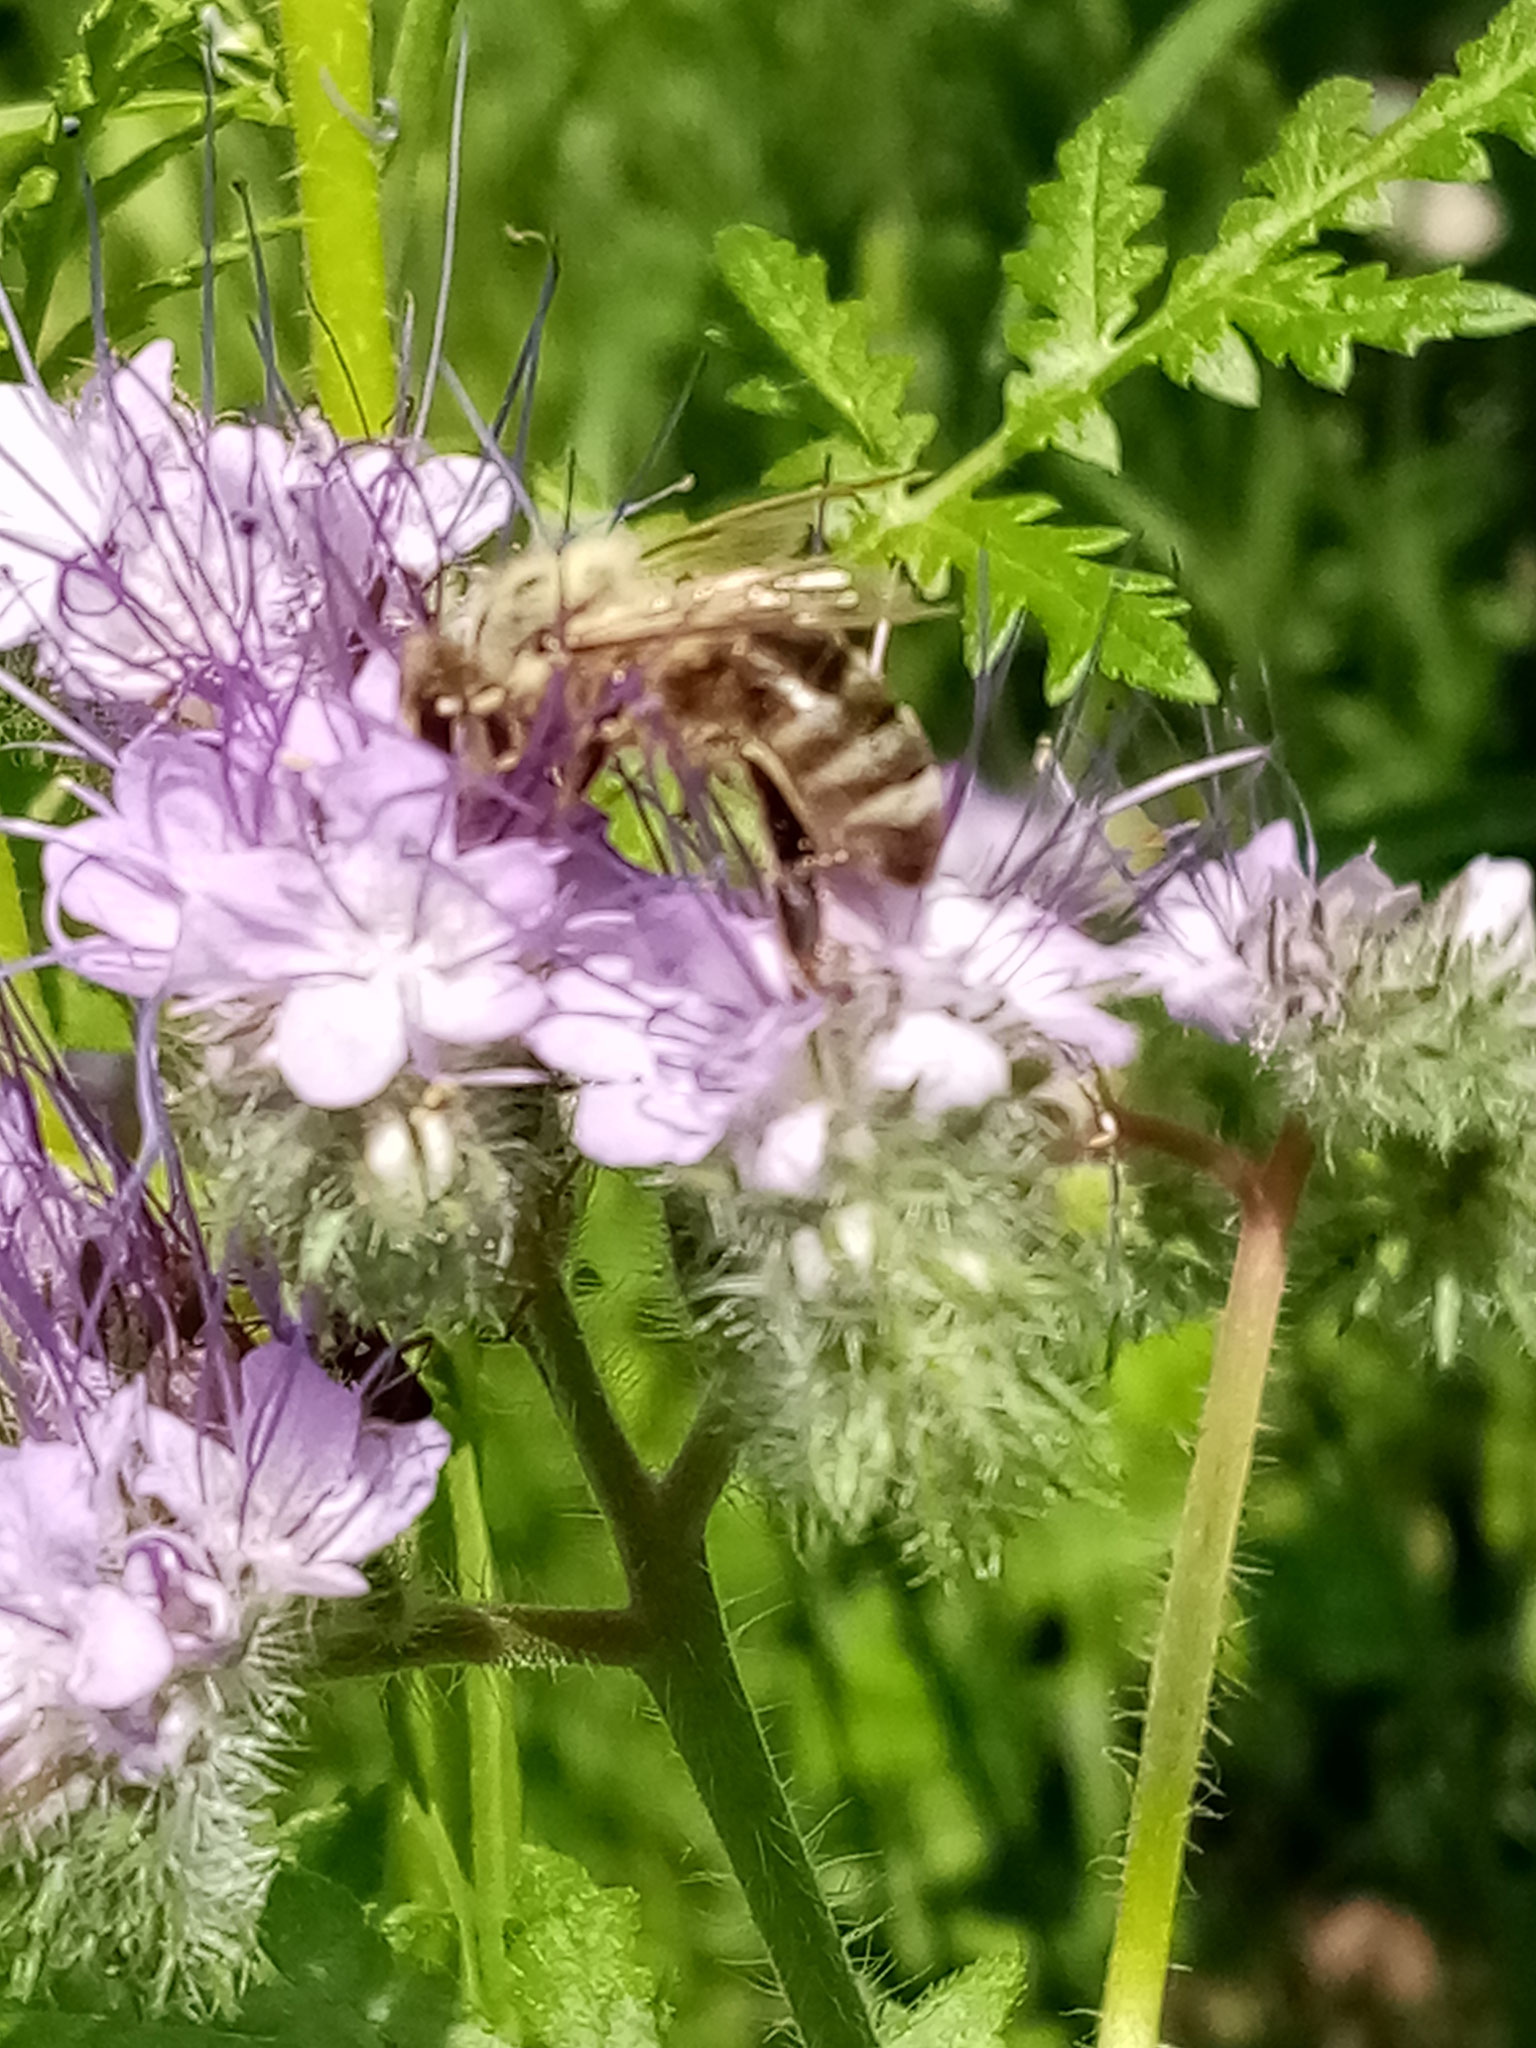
top-left (1129, 819), bottom-right (1536, 1148)
top-left (0, 345), bottom-right (820, 1171)
top-left (0, 1056), bottom-right (448, 1804)
top-left (0, 342), bottom-right (504, 707)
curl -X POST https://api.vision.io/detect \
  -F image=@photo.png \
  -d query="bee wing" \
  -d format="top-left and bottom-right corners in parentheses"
top-left (562, 561), bottom-right (934, 656)
top-left (639, 474), bottom-right (917, 573)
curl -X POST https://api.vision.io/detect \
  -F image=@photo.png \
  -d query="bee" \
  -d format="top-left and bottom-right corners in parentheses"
top-left (399, 518), bottom-right (944, 966)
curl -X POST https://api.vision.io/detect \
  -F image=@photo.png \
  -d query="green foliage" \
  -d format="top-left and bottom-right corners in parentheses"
top-left (891, 494), bottom-right (1214, 702)
top-left (881, 1953), bottom-right (1026, 2046)
top-left (1002, 98), bottom-right (1164, 465)
top-left (716, 223), bottom-right (936, 467)
top-left (497, 1846), bottom-right (667, 2048)
top-left (717, 1), bottom-right (1536, 712)
top-left (0, 0), bottom-right (286, 376)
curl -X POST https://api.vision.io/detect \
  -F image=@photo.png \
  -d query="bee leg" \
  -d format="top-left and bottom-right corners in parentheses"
top-left (747, 761), bottom-right (822, 968)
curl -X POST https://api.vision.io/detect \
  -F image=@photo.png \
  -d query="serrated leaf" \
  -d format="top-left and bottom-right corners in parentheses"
top-left (891, 497), bottom-right (1216, 705)
top-left (1240, 77), bottom-right (1382, 234)
top-left (1226, 258), bottom-right (1536, 390)
top-left (883, 1952), bottom-right (1026, 2047)
top-left (716, 223), bottom-right (936, 466)
top-left (500, 1846), bottom-right (668, 2048)
top-left (1180, 324), bottom-right (1263, 407)
top-left (1005, 98), bottom-right (1165, 364)
top-left (1412, 0), bottom-right (1536, 160)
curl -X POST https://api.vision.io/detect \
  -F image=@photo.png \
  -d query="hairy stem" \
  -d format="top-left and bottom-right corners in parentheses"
top-left (316, 1599), bottom-right (650, 1674)
top-left (520, 1236), bottom-right (880, 2048)
top-left (636, 1543), bottom-right (882, 2048)
top-left (1097, 1120), bottom-right (1312, 2048)
top-left (275, 0), bottom-right (395, 432)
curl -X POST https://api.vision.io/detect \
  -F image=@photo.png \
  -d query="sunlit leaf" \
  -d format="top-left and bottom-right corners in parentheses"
top-left (716, 222), bottom-right (936, 466)
top-left (892, 496), bottom-right (1217, 704)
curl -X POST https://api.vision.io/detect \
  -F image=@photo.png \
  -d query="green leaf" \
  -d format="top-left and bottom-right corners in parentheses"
top-left (1410, 0), bottom-right (1536, 165)
top-left (715, 223), bottom-right (936, 465)
top-left (500, 1846), bottom-right (667, 2048)
top-left (882, 1952), bottom-right (1025, 2047)
top-left (1001, 98), bottom-right (1163, 464)
top-left (1235, 76), bottom-right (1386, 238)
top-left (1004, 98), bottom-right (1164, 362)
top-left (1222, 258), bottom-right (1536, 391)
top-left (891, 496), bottom-right (1217, 705)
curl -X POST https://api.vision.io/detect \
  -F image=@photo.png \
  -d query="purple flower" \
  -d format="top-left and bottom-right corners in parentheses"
top-left (0, 343), bottom-right (509, 708)
top-left (0, 1044), bottom-right (449, 1802)
top-left (733, 773), bottom-right (1139, 1194)
top-left (43, 685), bottom-right (564, 1109)
top-left (134, 1342), bottom-right (448, 1601)
top-left (526, 863), bottom-right (819, 1167)
top-left (1130, 820), bottom-right (1420, 1046)
top-left (36, 638), bottom-right (823, 1148)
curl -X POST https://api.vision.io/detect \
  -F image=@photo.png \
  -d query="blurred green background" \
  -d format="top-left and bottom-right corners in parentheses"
top-left (6, 0), bottom-right (1536, 2042)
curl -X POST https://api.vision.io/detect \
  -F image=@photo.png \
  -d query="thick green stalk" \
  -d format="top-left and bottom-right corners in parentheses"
top-left (275, 0), bottom-right (395, 432)
top-left (522, 1262), bottom-right (880, 2048)
top-left (636, 1544), bottom-right (882, 2048)
top-left (1096, 1123), bottom-right (1311, 2048)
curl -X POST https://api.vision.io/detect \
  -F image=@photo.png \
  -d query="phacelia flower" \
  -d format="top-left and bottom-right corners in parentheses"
top-left (0, 1018), bottom-right (450, 2012)
top-left (0, 341), bottom-right (508, 709)
top-left (733, 769), bottom-right (1140, 1196)
top-left (1128, 818), bottom-right (1420, 1048)
top-left (0, 1032), bottom-right (447, 1849)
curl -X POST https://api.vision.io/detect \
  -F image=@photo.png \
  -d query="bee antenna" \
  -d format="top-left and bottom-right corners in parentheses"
top-left (436, 355), bottom-right (543, 539)
top-left (232, 179), bottom-right (301, 426)
top-left (610, 348), bottom-right (706, 529)
top-left (417, 17), bottom-right (469, 439)
top-left (490, 235), bottom-right (560, 478)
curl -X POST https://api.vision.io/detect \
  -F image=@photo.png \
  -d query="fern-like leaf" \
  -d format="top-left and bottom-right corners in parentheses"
top-left (1002, 98), bottom-right (1165, 470)
top-left (891, 497), bottom-right (1217, 705)
top-left (715, 223), bottom-right (936, 467)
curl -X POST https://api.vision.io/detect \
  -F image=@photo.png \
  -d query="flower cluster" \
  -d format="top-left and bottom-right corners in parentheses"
top-left (0, 1034), bottom-right (449, 2006)
top-left (8, 335), bottom-right (1536, 1557)
top-left (0, 1051), bottom-right (448, 1807)
top-left (8, 343), bottom-right (819, 1185)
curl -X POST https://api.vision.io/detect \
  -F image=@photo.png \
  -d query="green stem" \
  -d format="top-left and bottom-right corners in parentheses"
top-left (1096, 1121), bottom-right (1311, 2048)
top-left (635, 1545), bottom-right (882, 2048)
top-left (444, 1449), bottom-right (518, 2020)
top-left (519, 1238), bottom-right (880, 2048)
top-left (275, 0), bottom-right (395, 433)
top-left (316, 1599), bottom-right (648, 1675)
